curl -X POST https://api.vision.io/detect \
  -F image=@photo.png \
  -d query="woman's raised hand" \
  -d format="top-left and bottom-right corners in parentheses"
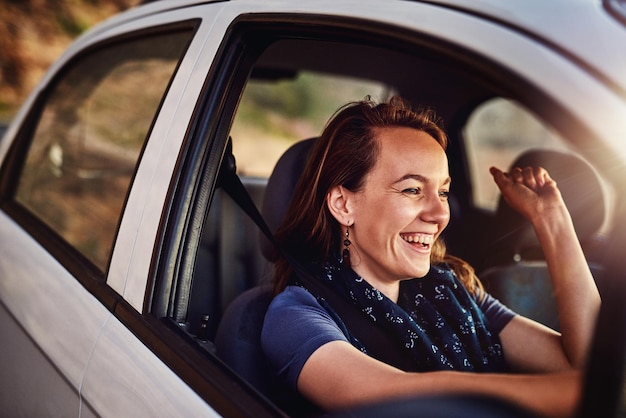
top-left (489, 166), bottom-right (565, 223)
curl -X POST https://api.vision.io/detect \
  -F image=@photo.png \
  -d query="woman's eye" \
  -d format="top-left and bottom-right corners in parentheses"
top-left (402, 187), bottom-right (421, 195)
top-left (439, 190), bottom-right (450, 200)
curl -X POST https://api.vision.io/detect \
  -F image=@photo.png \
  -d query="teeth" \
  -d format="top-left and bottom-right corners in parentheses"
top-left (401, 234), bottom-right (433, 245)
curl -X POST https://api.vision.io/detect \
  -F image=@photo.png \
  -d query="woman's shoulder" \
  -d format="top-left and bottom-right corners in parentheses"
top-left (264, 285), bottom-right (345, 332)
top-left (268, 285), bottom-right (320, 310)
top-left (262, 285), bottom-right (349, 389)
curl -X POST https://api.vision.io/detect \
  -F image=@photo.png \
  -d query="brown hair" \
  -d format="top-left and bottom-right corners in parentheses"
top-left (273, 97), bottom-right (482, 297)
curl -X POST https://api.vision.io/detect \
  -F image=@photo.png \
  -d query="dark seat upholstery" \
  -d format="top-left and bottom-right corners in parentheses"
top-left (214, 285), bottom-right (274, 395)
top-left (189, 177), bottom-right (269, 341)
top-left (214, 138), bottom-right (314, 395)
top-left (259, 138), bottom-right (316, 261)
top-left (480, 149), bottom-right (606, 329)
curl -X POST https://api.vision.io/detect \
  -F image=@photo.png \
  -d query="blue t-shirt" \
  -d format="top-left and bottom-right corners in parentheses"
top-left (261, 285), bottom-right (515, 391)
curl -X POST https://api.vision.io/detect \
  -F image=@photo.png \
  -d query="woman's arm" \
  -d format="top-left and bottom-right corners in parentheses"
top-left (490, 166), bottom-right (601, 369)
top-left (299, 340), bottom-right (581, 418)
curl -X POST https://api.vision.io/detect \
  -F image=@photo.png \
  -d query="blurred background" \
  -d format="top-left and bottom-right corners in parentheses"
top-left (0, 0), bottom-right (142, 124)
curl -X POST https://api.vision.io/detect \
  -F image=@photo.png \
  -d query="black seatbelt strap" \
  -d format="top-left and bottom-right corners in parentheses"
top-left (216, 141), bottom-right (416, 371)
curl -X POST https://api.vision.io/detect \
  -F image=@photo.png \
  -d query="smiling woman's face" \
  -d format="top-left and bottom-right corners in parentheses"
top-left (346, 126), bottom-right (451, 291)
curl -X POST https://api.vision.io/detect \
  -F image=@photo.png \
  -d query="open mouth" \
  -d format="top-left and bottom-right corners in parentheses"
top-left (400, 233), bottom-right (434, 249)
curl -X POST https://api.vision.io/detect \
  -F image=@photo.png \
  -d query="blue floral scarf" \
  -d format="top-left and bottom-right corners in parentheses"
top-left (312, 258), bottom-right (507, 373)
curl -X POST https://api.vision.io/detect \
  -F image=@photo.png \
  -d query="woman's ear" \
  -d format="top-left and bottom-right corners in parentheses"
top-left (326, 185), bottom-right (354, 225)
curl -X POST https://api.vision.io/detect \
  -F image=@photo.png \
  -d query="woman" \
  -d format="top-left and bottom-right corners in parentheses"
top-left (261, 97), bottom-right (600, 417)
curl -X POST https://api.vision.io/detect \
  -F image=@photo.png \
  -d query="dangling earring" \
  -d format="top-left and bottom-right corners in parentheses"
top-left (342, 223), bottom-right (351, 264)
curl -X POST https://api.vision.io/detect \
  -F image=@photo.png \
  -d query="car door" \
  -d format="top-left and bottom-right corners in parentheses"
top-left (0, 5), bottom-right (223, 417)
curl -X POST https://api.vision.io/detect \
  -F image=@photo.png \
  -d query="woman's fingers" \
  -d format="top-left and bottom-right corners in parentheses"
top-left (511, 166), bottom-right (524, 184)
top-left (490, 165), bottom-right (563, 219)
top-left (521, 167), bottom-right (538, 189)
top-left (491, 165), bottom-right (550, 189)
top-left (489, 166), bottom-right (505, 186)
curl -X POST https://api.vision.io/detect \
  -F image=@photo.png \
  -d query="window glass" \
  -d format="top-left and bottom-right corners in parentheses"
top-left (463, 98), bottom-right (569, 210)
top-left (15, 30), bottom-right (192, 271)
top-left (230, 71), bottom-right (391, 177)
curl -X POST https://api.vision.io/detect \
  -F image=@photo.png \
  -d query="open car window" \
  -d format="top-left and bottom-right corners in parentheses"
top-left (183, 48), bottom-right (395, 341)
top-left (231, 69), bottom-right (393, 178)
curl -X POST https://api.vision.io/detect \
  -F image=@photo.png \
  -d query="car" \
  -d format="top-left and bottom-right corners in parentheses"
top-left (1, 0), bottom-right (625, 416)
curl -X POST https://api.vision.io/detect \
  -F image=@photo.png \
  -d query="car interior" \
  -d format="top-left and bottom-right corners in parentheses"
top-left (159, 31), bottom-right (612, 409)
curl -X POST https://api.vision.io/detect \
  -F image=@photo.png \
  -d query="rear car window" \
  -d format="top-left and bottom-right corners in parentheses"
top-left (14, 30), bottom-right (193, 271)
top-left (463, 98), bottom-right (570, 211)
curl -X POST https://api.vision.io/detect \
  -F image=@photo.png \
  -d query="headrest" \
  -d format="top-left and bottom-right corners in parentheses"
top-left (260, 138), bottom-right (316, 260)
top-left (491, 149), bottom-right (605, 261)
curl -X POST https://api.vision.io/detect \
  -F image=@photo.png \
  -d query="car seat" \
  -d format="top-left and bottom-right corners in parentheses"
top-left (480, 149), bottom-right (606, 329)
top-left (259, 138), bottom-right (316, 261)
top-left (214, 285), bottom-right (274, 395)
top-left (214, 138), bottom-right (315, 396)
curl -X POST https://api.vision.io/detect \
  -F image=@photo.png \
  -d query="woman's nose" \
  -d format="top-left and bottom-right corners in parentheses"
top-left (421, 194), bottom-right (450, 225)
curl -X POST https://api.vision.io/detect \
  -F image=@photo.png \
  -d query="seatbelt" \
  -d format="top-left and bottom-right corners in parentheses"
top-left (216, 141), bottom-right (416, 371)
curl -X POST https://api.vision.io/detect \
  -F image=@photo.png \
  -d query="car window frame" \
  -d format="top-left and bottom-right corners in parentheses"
top-left (151, 11), bottom-right (516, 319)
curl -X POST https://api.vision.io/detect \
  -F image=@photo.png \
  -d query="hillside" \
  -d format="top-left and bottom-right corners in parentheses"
top-left (0, 0), bottom-right (141, 121)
